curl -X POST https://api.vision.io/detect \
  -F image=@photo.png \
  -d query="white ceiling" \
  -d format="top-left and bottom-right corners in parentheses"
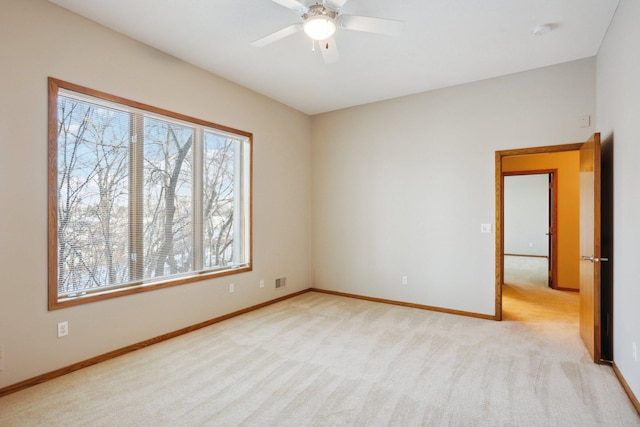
top-left (48, 0), bottom-right (619, 115)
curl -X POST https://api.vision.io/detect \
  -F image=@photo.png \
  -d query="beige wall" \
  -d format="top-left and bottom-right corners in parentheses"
top-left (503, 151), bottom-right (581, 290)
top-left (311, 58), bottom-right (595, 315)
top-left (596, 0), bottom-right (640, 402)
top-left (0, 0), bottom-right (311, 388)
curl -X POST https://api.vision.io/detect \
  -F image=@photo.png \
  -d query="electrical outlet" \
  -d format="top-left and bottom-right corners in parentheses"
top-left (57, 321), bottom-right (69, 338)
top-left (402, 276), bottom-right (408, 285)
top-left (229, 283), bottom-right (235, 293)
top-left (259, 279), bottom-right (265, 288)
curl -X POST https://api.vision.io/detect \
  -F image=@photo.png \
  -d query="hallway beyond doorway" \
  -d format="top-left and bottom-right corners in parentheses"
top-left (504, 255), bottom-right (548, 288)
top-left (503, 255), bottom-right (577, 323)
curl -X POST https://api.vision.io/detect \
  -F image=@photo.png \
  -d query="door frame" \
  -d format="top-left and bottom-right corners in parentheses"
top-left (503, 170), bottom-right (557, 289)
top-left (495, 143), bottom-right (582, 320)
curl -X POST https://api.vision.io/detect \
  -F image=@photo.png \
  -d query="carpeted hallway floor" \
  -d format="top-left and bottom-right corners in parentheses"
top-left (0, 289), bottom-right (638, 426)
top-left (504, 255), bottom-right (549, 289)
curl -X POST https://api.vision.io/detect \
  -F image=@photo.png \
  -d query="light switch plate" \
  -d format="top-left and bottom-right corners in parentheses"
top-left (580, 115), bottom-right (591, 128)
top-left (481, 224), bottom-right (492, 233)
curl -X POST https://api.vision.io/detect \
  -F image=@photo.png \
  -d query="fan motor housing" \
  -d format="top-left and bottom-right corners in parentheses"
top-left (303, 4), bottom-right (337, 20)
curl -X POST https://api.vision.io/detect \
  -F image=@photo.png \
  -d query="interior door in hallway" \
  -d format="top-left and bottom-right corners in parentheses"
top-left (579, 133), bottom-right (605, 363)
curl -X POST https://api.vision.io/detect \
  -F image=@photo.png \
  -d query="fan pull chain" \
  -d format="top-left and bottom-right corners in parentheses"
top-left (311, 40), bottom-right (316, 52)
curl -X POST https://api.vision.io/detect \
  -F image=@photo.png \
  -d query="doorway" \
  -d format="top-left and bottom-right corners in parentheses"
top-left (495, 135), bottom-right (611, 364)
top-left (495, 142), bottom-right (582, 321)
top-left (503, 172), bottom-right (556, 290)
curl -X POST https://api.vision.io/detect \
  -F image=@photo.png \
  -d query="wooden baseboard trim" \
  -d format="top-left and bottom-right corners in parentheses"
top-left (0, 289), bottom-right (311, 398)
top-left (612, 362), bottom-right (640, 415)
top-left (310, 288), bottom-right (497, 320)
top-left (553, 286), bottom-right (579, 292)
top-left (504, 253), bottom-right (548, 259)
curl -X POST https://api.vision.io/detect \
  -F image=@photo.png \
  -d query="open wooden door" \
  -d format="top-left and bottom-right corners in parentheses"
top-left (579, 133), bottom-right (605, 363)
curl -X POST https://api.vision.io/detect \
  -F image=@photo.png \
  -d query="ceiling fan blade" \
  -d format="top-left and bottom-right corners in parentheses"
top-left (320, 36), bottom-right (339, 64)
top-left (323, 0), bottom-right (350, 10)
top-left (272, 0), bottom-right (308, 14)
top-left (337, 15), bottom-right (404, 36)
top-left (251, 23), bottom-right (303, 47)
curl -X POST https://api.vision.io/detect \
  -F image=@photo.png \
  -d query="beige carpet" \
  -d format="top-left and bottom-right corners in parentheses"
top-left (504, 255), bottom-right (549, 288)
top-left (1, 292), bottom-right (638, 426)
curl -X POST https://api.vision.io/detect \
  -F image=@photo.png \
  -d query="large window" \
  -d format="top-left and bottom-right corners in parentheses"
top-left (48, 78), bottom-right (252, 309)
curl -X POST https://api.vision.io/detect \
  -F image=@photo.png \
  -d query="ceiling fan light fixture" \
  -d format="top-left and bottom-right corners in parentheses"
top-left (303, 15), bottom-right (336, 41)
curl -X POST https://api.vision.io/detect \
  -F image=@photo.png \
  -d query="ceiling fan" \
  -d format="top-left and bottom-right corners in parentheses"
top-left (251, 0), bottom-right (404, 63)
